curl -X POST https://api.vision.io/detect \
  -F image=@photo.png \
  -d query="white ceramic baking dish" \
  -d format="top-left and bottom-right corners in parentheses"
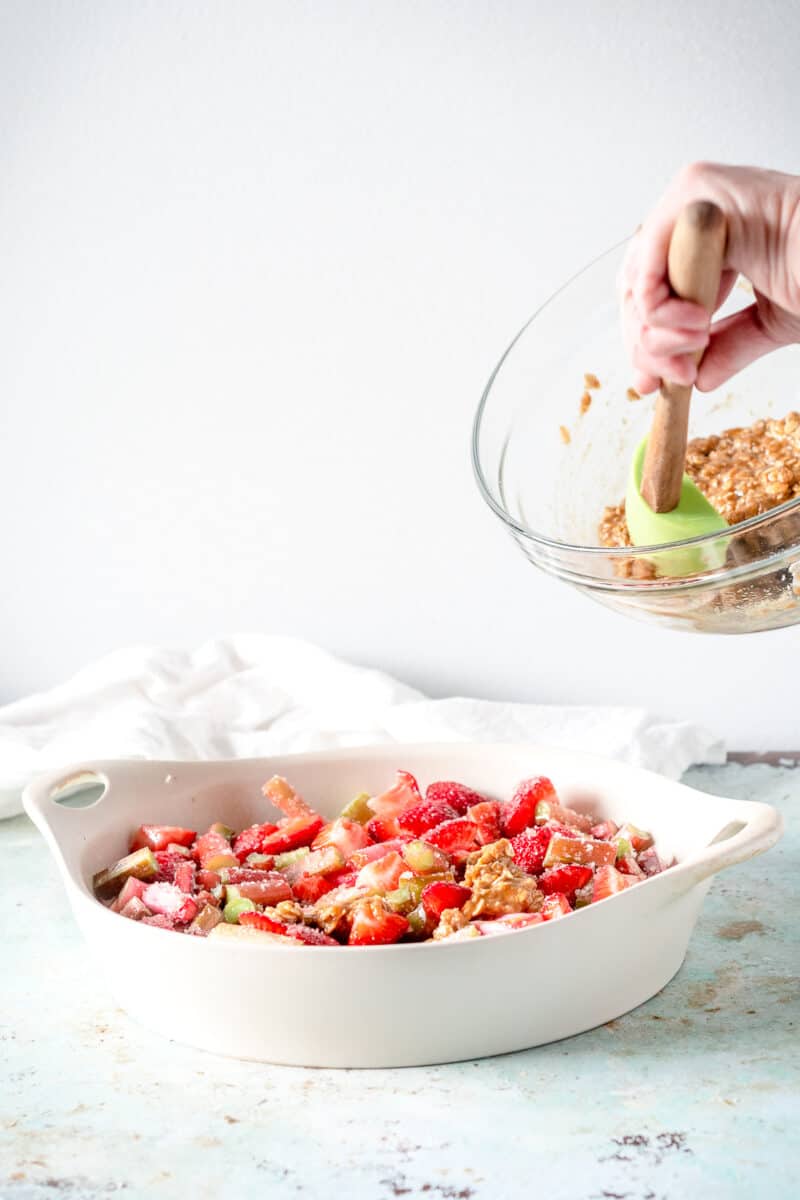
top-left (23, 743), bottom-right (782, 1068)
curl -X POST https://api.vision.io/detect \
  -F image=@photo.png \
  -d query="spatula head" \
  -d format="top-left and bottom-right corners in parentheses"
top-left (625, 438), bottom-right (729, 575)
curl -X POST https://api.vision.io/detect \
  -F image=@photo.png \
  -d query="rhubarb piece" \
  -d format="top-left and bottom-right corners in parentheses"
top-left (616, 823), bottom-right (654, 853)
top-left (466, 801), bottom-right (502, 845)
top-left (284, 924), bottom-right (338, 946)
top-left (355, 851), bottom-right (406, 895)
top-left (208, 821), bottom-right (236, 840)
top-left (273, 847), bottom-right (310, 871)
top-left (476, 913), bottom-right (544, 935)
top-left (165, 842), bottom-right (192, 857)
top-left (174, 861), bottom-right (196, 894)
top-left (141, 882), bottom-right (198, 924)
top-left (349, 840), bottom-right (406, 869)
top-left (543, 836), bottom-right (616, 869)
top-left (366, 770), bottom-right (422, 819)
top-left (235, 874), bottom-right (294, 905)
top-left (397, 799), bottom-right (459, 837)
top-left (232, 823), bottom-right (279, 862)
top-left (348, 897), bottom-right (410, 945)
top-left (312, 818), bottom-right (371, 859)
top-left (197, 869), bottom-right (222, 890)
top-left (194, 830), bottom-right (238, 869)
top-left (339, 792), bottom-right (373, 824)
top-left (591, 819), bottom-right (619, 840)
top-left (262, 776), bottom-right (317, 820)
top-left (365, 815), bottom-right (403, 842)
top-left (638, 847), bottom-right (663, 877)
top-left (538, 864), bottom-right (593, 897)
top-left (385, 873), bottom-right (450, 914)
top-left (541, 893), bottom-right (572, 920)
top-left (617, 853), bottom-right (646, 878)
top-left (188, 904), bottom-right (223, 936)
top-left (209, 922), bottom-right (301, 946)
top-left (510, 826), bottom-right (553, 875)
top-left (129, 825), bottom-right (196, 853)
top-left (223, 896), bottom-right (257, 923)
top-left (245, 852), bottom-right (274, 867)
top-left (298, 845), bottom-right (345, 877)
top-left (119, 896), bottom-right (152, 921)
top-left (93, 847), bottom-right (158, 898)
top-left (502, 777), bottom-right (556, 836)
top-left (405, 903), bottom-right (433, 938)
top-left (110, 876), bottom-right (147, 913)
top-left (573, 881), bottom-right (594, 908)
top-left (401, 839), bottom-right (450, 874)
top-left (421, 881), bottom-right (471, 921)
top-left (425, 780), bottom-right (488, 815)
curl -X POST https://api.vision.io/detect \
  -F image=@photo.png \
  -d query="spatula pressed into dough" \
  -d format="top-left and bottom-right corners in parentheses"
top-left (625, 200), bottom-right (729, 574)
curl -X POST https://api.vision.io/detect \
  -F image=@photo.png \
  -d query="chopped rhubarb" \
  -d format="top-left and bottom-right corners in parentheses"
top-left (541, 893), bottom-right (572, 920)
top-left (262, 776), bottom-right (316, 820)
top-left (93, 847), bottom-right (158, 898)
top-left (592, 864), bottom-right (638, 902)
top-left (616, 823), bottom-right (654, 853)
top-left (194, 830), bottom-right (238, 870)
top-left (401, 839), bottom-right (450, 874)
top-left (223, 895), bottom-right (257, 923)
top-left (298, 845), bottom-right (345, 877)
top-left (638, 847), bottom-right (664, 877)
top-left (466, 801), bottom-right (502, 845)
top-left (284, 924), bottom-right (338, 946)
top-left (129, 825), bottom-right (196, 853)
top-left (365, 815), bottom-right (403, 842)
top-left (174, 861), bottom-right (196, 894)
top-left (338, 792), bottom-right (373, 824)
top-left (188, 904), bottom-right (223, 936)
top-left (119, 896), bottom-right (152, 921)
top-left (234, 874), bottom-right (294, 905)
top-left (543, 836), bottom-right (616, 869)
top-left (476, 913), bottom-right (545, 935)
top-left (366, 770), bottom-right (422, 819)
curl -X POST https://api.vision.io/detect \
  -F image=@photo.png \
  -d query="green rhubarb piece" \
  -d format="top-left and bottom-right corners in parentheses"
top-left (406, 903), bottom-right (431, 937)
top-left (402, 840), bottom-right (449, 874)
top-left (385, 883), bottom-right (417, 914)
top-left (190, 904), bottom-right (223, 935)
top-left (245, 853), bottom-right (273, 866)
top-left (273, 847), bottom-right (310, 871)
top-left (223, 896), bottom-right (257, 923)
top-left (166, 842), bottom-right (193, 857)
top-left (339, 792), bottom-right (373, 824)
top-left (209, 821), bottom-right (236, 840)
top-left (573, 883), bottom-right (594, 909)
top-left (93, 847), bottom-right (158, 898)
top-left (204, 852), bottom-right (239, 871)
top-left (303, 845), bottom-right (344, 876)
top-left (614, 837), bottom-right (633, 861)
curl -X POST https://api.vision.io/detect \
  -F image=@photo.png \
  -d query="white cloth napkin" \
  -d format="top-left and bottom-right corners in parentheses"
top-left (0, 635), bottom-right (725, 819)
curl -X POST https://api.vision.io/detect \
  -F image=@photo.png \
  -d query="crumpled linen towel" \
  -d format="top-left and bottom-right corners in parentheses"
top-left (0, 635), bottom-right (725, 819)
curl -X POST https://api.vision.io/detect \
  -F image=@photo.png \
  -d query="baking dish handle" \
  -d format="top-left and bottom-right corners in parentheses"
top-left (676, 801), bottom-right (783, 891)
top-left (22, 764), bottom-right (113, 843)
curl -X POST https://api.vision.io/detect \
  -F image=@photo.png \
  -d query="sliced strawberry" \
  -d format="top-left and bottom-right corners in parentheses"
top-left (541, 892), bottom-right (572, 920)
top-left (355, 851), bottom-right (406, 895)
top-left (110, 876), bottom-right (147, 913)
top-left (299, 845), bottom-right (345, 877)
top-left (129, 825), bottom-right (196, 854)
top-left (324, 865), bottom-right (359, 890)
top-left (367, 770), bottom-right (422, 819)
top-left (292, 874), bottom-right (336, 903)
top-left (424, 818), bottom-right (481, 857)
top-left (239, 911), bottom-right (289, 936)
top-left (476, 913), bottom-right (544, 935)
top-left (637, 847), bottom-right (663, 877)
top-left (232, 823), bottom-right (279, 863)
top-left (174, 861), bottom-right (196, 895)
top-left (617, 854), bottom-right (646, 878)
top-left (285, 925), bottom-right (339, 946)
top-left (154, 850), bottom-right (190, 883)
top-left (312, 818), bottom-right (372, 859)
top-left (262, 776), bottom-right (317, 820)
top-left (425, 780), bottom-right (489, 815)
top-left (366, 815), bottom-right (403, 843)
top-left (502, 777), bottom-right (556, 837)
top-left (538, 864), bottom-right (593, 897)
top-left (348, 898), bottom-right (410, 945)
top-left (466, 801), bottom-right (502, 845)
top-left (197, 868), bottom-right (222, 890)
top-left (142, 882), bottom-right (198, 924)
top-left (193, 830), bottom-right (238, 870)
top-left (510, 826), bottom-right (553, 875)
top-left (397, 799), bottom-right (459, 836)
top-left (591, 819), bottom-right (620, 841)
top-left (259, 814), bottom-right (324, 855)
top-left (543, 835), bottom-right (616, 869)
top-left (420, 881), bottom-right (471, 920)
top-left (592, 864), bottom-right (638, 902)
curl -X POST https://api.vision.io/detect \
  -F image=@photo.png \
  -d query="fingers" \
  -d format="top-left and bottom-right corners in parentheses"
top-left (696, 305), bottom-right (782, 391)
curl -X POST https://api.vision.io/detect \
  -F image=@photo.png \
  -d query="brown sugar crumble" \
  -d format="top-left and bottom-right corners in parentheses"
top-left (626, 387), bottom-right (641, 402)
top-left (580, 391), bottom-right (592, 415)
top-left (560, 425), bottom-right (571, 444)
top-left (599, 412), bottom-right (800, 548)
top-left (584, 372), bottom-right (601, 389)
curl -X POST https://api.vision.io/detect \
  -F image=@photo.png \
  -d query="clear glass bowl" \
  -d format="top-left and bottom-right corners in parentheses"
top-left (473, 241), bottom-right (800, 633)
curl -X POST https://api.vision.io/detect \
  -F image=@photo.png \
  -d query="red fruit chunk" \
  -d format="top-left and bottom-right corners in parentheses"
top-left (232, 823), bottom-right (279, 863)
top-left (638, 847), bottom-right (663, 877)
top-left (325, 866), bottom-right (359, 890)
top-left (591, 819), bottom-right (619, 840)
top-left (367, 770), bottom-right (422, 819)
top-left (349, 840), bottom-right (407, 869)
top-left (356, 851), bottom-right (406, 895)
top-left (141, 913), bottom-right (176, 930)
top-left (142, 882), bottom-right (198, 924)
top-left (420, 881), bottom-right (471, 920)
top-left (543, 836), bottom-right (616, 869)
top-left (129, 825), bottom-right (196, 853)
top-left (111, 876), bottom-right (147, 913)
top-left (538, 864), bottom-right (593, 897)
top-left (223, 866), bottom-right (277, 883)
top-left (197, 869), bottom-right (222, 890)
top-left (541, 893), bottom-right (572, 920)
top-left (194, 830), bottom-right (238, 870)
top-left (538, 799), bottom-right (594, 834)
top-left (174, 861), bottom-right (196, 895)
top-left (292, 874), bottom-right (336, 903)
top-left (312, 818), bottom-right (372, 859)
top-left (592, 864), bottom-right (637, 902)
top-left (510, 826), bottom-right (553, 875)
top-left (617, 854), bottom-right (645, 878)
top-left (120, 896), bottom-right (152, 921)
top-left (239, 911), bottom-right (288, 936)
top-left (262, 776), bottom-right (318, 820)
top-left (366, 816), bottom-right (403, 843)
top-left (397, 800), bottom-right (459, 836)
top-left (259, 814), bottom-right (324, 855)
top-left (425, 818), bottom-right (481, 857)
top-left (502, 777), bottom-right (556, 837)
top-left (285, 925), bottom-right (339, 946)
top-left (466, 801), bottom-right (502, 845)
top-left (425, 781), bottom-right (488, 815)
top-left (154, 850), bottom-right (190, 883)
top-left (348, 898), bottom-right (410, 946)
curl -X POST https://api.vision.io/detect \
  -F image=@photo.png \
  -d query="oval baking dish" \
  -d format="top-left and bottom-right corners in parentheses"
top-left (23, 744), bottom-right (782, 1068)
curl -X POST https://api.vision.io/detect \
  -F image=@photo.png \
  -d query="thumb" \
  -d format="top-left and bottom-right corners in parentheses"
top-left (695, 304), bottom-right (782, 392)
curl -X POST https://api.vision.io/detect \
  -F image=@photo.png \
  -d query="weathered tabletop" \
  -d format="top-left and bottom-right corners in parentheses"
top-left (2, 763), bottom-right (798, 1200)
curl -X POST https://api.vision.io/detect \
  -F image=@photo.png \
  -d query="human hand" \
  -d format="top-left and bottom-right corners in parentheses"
top-left (620, 162), bottom-right (800, 395)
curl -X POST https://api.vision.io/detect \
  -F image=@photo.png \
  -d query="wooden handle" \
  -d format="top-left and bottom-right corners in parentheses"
top-left (640, 201), bottom-right (727, 513)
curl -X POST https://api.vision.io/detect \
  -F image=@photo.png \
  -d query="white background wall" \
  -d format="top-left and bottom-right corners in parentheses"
top-left (1, 0), bottom-right (798, 747)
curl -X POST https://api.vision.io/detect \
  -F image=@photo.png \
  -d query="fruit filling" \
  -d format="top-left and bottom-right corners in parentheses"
top-left (92, 771), bottom-right (673, 945)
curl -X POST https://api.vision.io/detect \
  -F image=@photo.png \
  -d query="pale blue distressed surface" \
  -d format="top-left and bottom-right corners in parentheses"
top-left (2, 763), bottom-right (798, 1199)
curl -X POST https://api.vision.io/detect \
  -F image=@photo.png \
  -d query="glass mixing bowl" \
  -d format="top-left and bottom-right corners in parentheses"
top-left (472, 241), bottom-right (800, 633)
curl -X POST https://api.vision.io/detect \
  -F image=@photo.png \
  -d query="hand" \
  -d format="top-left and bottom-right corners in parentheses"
top-left (620, 162), bottom-right (800, 395)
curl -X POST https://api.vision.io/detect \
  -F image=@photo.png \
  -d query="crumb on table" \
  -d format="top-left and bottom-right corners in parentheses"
top-left (627, 387), bottom-right (641, 402)
top-left (560, 425), bottom-right (571, 444)
top-left (580, 391), bottom-right (592, 415)
top-left (584, 372), bottom-right (601, 389)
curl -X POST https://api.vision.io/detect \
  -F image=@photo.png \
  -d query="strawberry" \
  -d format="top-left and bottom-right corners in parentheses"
top-left (259, 814), bottom-right (324, 855)
top-left (502, 777), bottom-right (556, 837)
top-left (536, 798), bottom-right (594, 834)
top-left (285, 925), bottom-right (339, 947)
top-left (292, 874), bottom-right (336, 903)
top-left (510, 826), bottom-right (553, 875)
top-left (142, 882), bottom-right (198, 924)
top-left (262, 776), bottom-right (318, 820)
top-left (397, 800), bottom-right (459, 836)
top-left (348, 840), bottom-right (407, 869)
top-left (591, 819), bottom-right (619, 841)
top-left (420, 881), bottom-right (471, 920)
top-left (154, 850), bottom-right (190, 883)
top-left (299, 845), bottom-right (345, 876)
top-left (617, 854), bottom-right (645, 878)
top-left (367, 770), bottom-right (422, 819)
top-left (193, 830), bottom-right (238, 870)
top-left (366, 815), bottom-right (403, 843)
top-left (197, 868), bottom-right (222, 890)
top-left (174, 861), bottom-right (196, 894)
top-left (355, 851), bottom-right (406, 895)
top-left (541, 892), bottom-right (572, 920)
top-left (637, 847), bottom-right (663, 877)
top-left (110, 876), bottom-right (147, 913)
top-left (312, 818), bottom-right (372, 859)
top-left (129, 825), bottom-right (196, 853)
top-left (425, 781), bottom-right (488, 815)
top-left (538, 864), bottom-right (593, 897)
top-left (616, 823), bottom-right (654, 853)
top-left (466, 801), bottom-right (502, 845)
top-left (324, 866), bottom-right (359, 890)
top-left (543, 836), bottom-right (616, 869)
top-left (232, 823), bottom-right (279, 862)
top-left (348, 898), bottom-right (409, 946)
top-left (424, 818), bottom-right (481, 857)
top-left (239, 911), bottom-right (289, 936)
top-left (592, 864), bottom-right (637, 902)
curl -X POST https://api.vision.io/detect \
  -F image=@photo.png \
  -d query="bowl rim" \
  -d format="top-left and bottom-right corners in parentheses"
top-left (471, 239), bottom-right (800, 586)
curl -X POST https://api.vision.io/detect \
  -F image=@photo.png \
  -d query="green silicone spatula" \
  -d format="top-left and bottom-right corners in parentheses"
top-left (625, 200), bottom-right (729, 575)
